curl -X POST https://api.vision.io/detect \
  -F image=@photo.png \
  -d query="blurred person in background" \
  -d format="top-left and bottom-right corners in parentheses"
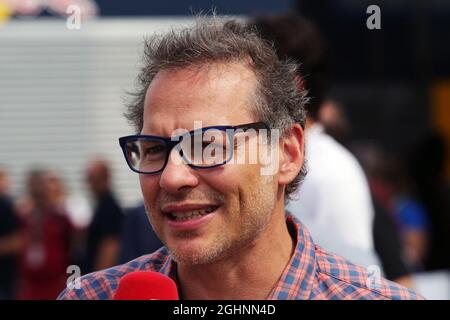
top-left (45, 171), bottom-right (66, 212)
top-left (408, 132), bottom-right (450, 271)
top-left (318, 99), bottom-right (351, 146)
top-left (0, 168), bottom-right (22, 300)
top-left (84, 158), bottom-right (123, 274)
top-left (119, 202), bottom-right (163, 264)
top-left (353, 145), bottom-right (425, 287)
top-left (251, 13), bottom-right (379, 269)
top-left (360, 148), bottom-right (430, 272)
top-left (389, 162), bottom-right (430, 272)
top-left (314, 99), bottom-right (416, 285)
top-left (45, 171), bottom-right (92, 230)
top-left (16, 169), bottom-right (74, 299)
top-left (45, 170), bottom-right (87, 270)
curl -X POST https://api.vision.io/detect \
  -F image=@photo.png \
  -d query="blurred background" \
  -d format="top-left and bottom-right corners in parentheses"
top-left (0, 0), bottom-right (449, 300)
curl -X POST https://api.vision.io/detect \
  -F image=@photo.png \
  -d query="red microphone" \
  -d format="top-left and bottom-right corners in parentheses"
top-left (113, 271), bottom-right (179, 300)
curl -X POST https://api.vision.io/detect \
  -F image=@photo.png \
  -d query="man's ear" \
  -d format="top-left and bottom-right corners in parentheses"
top-left (278, 124), bottom-right (305, 188)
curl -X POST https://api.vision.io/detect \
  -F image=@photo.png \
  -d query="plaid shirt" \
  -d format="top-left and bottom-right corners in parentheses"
top-left (58, 214), bottom-right (423, 300)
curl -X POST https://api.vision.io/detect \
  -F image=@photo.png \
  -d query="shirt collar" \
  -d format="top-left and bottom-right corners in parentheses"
top-left (159, 250), bottom-right (177, 278)
top-left (267, 213), bottom-right (317, 300)
top-left (157, 213), bottom-right (317, 300)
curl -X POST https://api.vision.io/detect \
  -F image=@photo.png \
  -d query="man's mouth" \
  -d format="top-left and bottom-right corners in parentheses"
top-left (161, 203), bottom-right (220, 231)
top-left (168, 206), bottom-right (218, 221)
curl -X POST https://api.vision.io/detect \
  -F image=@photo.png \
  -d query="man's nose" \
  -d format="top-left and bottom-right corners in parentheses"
top-left (159, 148), bottom-right (199, 193)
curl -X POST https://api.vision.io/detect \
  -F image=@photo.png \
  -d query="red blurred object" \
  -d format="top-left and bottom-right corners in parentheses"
top-left (113, 271), bottom-right (179, 300)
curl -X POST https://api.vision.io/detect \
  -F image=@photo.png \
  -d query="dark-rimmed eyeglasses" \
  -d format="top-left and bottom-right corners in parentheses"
top-left (118, 122), bottom-right (269, 174)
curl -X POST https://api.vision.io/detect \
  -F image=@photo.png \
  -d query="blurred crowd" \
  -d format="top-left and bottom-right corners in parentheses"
top-left (0, 159), bottom-right (163, 300)
top-left (321, 101), bottom-right (450, 274)
top-left (252, 13), bottom-right (450, 290)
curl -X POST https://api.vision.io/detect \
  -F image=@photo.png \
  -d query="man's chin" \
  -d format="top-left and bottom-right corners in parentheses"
top-left (170, 251), bottom-right (216, 266)
top-left (168, 241), bottom-right (226, 266)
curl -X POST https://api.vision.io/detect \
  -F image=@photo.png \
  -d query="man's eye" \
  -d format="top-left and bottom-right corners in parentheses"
top-left (144, 145), bottom-right (165, 155)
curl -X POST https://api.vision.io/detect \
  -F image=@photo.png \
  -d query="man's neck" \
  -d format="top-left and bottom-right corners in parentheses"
top-left (177, 207), bottom-right (295, 300)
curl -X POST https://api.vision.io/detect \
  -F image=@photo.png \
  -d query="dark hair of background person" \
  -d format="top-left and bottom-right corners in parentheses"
top-left (124, 17), bottom-right (309, 200)
top-left (250, 13), bottom-right (329, 121)
top-left (84, 159), bottom-right (124, 274)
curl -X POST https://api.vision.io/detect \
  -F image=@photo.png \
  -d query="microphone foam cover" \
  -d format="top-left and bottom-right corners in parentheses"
top-left (113, 271), bottom-right (179, 300)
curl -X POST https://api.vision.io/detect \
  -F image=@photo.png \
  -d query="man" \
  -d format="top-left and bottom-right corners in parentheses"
top-left (16, 169), bottom-right (73, 299)
top-left (84, 159), bottom-right (123, 273)
top-left (58, 18), bottom-right (422, 300)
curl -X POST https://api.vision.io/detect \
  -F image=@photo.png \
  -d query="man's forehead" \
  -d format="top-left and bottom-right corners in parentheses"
top-left (142, 62), bottom-right (258, 134)
top-left (155, 61), bottom-right (255, 83)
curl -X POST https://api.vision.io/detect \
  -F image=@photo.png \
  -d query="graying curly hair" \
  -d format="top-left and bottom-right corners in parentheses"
top-left (124, 17), bottom-right (308, 200)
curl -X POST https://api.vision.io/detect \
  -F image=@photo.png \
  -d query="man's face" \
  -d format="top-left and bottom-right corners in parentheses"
top-left (86, 161), bottom-right (108, 196)
top-left (140, 62), bottom-right (279, 265)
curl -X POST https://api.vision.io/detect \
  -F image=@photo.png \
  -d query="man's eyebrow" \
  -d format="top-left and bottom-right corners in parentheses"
top-left (189, 125), bottom-right (231, 132)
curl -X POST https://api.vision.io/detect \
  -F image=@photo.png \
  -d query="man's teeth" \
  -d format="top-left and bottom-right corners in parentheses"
top-left (170, 207), bottom-right (216, 221)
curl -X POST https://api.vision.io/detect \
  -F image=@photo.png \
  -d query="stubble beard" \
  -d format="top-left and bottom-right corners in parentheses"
top-left (146, 176), bottom-right (276, 266)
